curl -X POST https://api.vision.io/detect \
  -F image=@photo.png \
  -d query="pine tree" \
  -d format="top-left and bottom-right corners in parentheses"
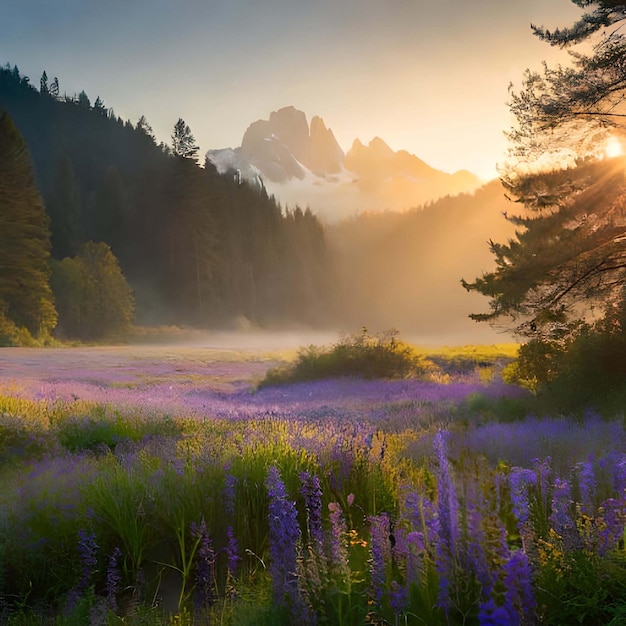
top-left (40, 71), bottom-right (48, 95)
top-left (0, 111), bottom-right (57, 337)
top-left (465, 2), bottom-right (626, 340)
top-left (47, 155), bottom-right (84, 259)
top-left (171, 118), bottom-right (199, 159)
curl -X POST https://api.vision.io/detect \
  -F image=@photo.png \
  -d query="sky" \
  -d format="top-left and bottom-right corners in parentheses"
top-left (2, 0), bottom-right (585, 181)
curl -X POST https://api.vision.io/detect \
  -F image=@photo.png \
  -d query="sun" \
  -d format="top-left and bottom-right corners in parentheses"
top-left (605, 136), bottom-right (623, 158)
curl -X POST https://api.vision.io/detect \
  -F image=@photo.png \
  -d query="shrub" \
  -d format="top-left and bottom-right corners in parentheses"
top-left (261, 328), bottom-right (429, 386)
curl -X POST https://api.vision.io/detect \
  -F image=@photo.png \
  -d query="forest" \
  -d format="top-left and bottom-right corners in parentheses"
top-left (0, 64), bottom-right (332, 342)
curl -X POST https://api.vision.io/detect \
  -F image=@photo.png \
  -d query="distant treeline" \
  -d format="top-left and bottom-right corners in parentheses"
top-left (1, 62), bottom-right (520, 344)
top-left (0, 64), bottom-right (332, 335)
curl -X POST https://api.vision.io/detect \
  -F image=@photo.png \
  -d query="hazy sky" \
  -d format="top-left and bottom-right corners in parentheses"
top-left (2, 0), bottom-right (583, 180)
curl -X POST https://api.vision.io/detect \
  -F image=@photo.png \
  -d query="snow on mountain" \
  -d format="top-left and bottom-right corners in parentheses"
top-left (206, 106), bottom-right (483, 222)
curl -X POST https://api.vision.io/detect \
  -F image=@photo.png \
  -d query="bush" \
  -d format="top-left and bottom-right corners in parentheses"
top-left (261, 328), bottom-right (429, 386)
top-left (0, 312), bottom-right (36, 347)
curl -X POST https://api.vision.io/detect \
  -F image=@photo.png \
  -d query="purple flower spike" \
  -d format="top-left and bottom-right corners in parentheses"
top-left (369, 513), bottom-right (391, 606)
top-left (509, 467), bottom-right (537, 528)
top-left (223, 473), bottom-right (237, 519)
top-left (106, 547), bottom-right (122, 612)
top-left (190, 518), bottom-right (215, 609)
top-left (577, 460), bottom-right (596, 516)
top-left (266, 466), bottom-right (302, 608)
top-left (478, 598), bottom-right (513, 626)
top-left (328, 501), bottom-right (350, 579)
top-left (66, 529), bottom-right (99, 612)
top-left (225, 525), bottom-right (240, 575)
top-left (503, 549), bottom-right (536, 625)
top-left (550, 478), bottom-right (574, 537)
top-left (300, 471), bottom-right (324, 553)
top-left (433, 430), bottom-right (458, 615)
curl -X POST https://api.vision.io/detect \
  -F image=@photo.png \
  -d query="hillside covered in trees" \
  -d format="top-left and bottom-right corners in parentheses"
top-left (0, 64), bottom-right (332, 341)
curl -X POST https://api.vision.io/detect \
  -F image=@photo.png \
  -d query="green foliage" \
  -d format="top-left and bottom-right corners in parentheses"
top-left (536, 549), bottom-right (626, 625)
top-left (0, 312), bottom-right (36, 347)
top-left (465, 2), bottom-right (626, 344)
top-left (504, 290), bottom-right (626, 411)
top-left (0, 66), bottom-right (335, 331)
top-left (261, 329), bottom-right (428, 386)
top-left (51, 242), bottom-right (135, 341)
top-left (0, 111), bottom-right (57, 338)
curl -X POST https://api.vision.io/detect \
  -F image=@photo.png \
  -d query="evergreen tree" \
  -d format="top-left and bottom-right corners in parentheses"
top-left (47, 155), bottom-right (84, 259)
top-left (77, 90), bottom-right (90, 109)
top-left (464, 2), bottom-right (626, 340)
top-left (93, 96), bottom-right (106, 116)
top-left (49, 76), bottom-right (59, 99)
top-left (39, 71), bottom-right (48, 95)
top-left (91, 165), bottom-right (132, 263)
top-left (0, 111), bottom-right (57, 337)
top-left (137, 115), bottom-right (155, 142)
top-left (171, 118), bottom-right (199, 159)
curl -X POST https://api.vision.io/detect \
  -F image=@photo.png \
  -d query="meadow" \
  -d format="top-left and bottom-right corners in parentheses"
top-left (1, 335), bottom-right (625, 625)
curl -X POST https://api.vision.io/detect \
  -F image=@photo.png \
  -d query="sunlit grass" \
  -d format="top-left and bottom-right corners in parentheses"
top-left (0, 342), bottom-right (624, 625)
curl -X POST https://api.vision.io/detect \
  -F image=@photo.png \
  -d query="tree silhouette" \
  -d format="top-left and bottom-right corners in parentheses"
top-left (171, 117), bottom-right (199, 159)
top-left (0, 112), bottom-right (57, 337)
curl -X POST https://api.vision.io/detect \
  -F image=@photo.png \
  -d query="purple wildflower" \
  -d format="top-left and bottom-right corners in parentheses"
top-left (433, 430), bottom-right (458, 615)
top-left (389, 580), bottom-right (409, 616)
top-left (369, 513), bottom-right (391, 606)
top-left (503, 549), bottom-right (536, 625)
top-left (106, 547), bottom-right (122, 612)
top-left (404, 490), bottom-right (438, 545)
top-left (478, 598), bottom-right (513, 626)
top-left (66, 529), bottom-right (99, 612)
top-left (328, 501), bottom-right (350, 580)
top-left (266, 466), bottom-right (302, 607)
top-left (404, 531), bottom-right (426, 586)
top-left (300, 471), bottom-right (324, 553)
top-left (613, 455), bottom-right (626, 497)
top-left (463, 482), bottom-right (492, 595)
top-left (597, 498), bottom-right (626, 556)
top-left (225, 525), bottom-right (241, 575)
top-left (532, 457), bottom-right (551, 517)
top-left (550, 478), bottom-right (574, 537)
top-left (223, 473), bottom-right (237, 519)
top-left (190, 518), bottom-right (215, 609)
top-left (509, 467), bottom-right (537, 528)
top-left (577, 459), bottom-right (596, 516)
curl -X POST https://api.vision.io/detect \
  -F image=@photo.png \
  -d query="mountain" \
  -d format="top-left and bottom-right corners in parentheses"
top-left (206, 106), bottom-right (483, 221)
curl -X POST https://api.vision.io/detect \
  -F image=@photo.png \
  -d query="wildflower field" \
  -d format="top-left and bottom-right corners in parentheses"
top-left (1, 339), bottom-right (626, 625)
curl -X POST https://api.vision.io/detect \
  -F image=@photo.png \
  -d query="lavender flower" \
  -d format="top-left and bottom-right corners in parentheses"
top-left (433, 430), bottom-right (458, 615)
top-left (550, 478), bottom-right (574, 537)
top-left (190, 518), bottom-right (215, 609)
top-left (509, 467), bottom-right (537, 528)
top-left (532, 457), bottom-right (551, 516)
top-left (389, 580), bottom-right (409, 616)
top-left (266, 466), bottom-right (302, 607)
top-left (577, 459), bottom-right (597, 516)
top-left (369, 513), bottom-right (391, 606)
top-left (66, 529), bottom-right (99, 612)
top-left (106, 547), bottom-right (122, 612)
top-left (478, 598), bottom-right (513, 626)
top-left (597, 497), bottom-right (626, 556)
top-left (225, 525), bottom-right (240, 575)
top-left (463, 482), bottom-right (492, 595)
top-left (223, 473), bottom-right (237, 519)
top-left (327, 501), bottom-right (350, 581)
top-left (300, 471), bottom-right (324, 553)
top-left (503, 549), bottom-right (536, 625)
